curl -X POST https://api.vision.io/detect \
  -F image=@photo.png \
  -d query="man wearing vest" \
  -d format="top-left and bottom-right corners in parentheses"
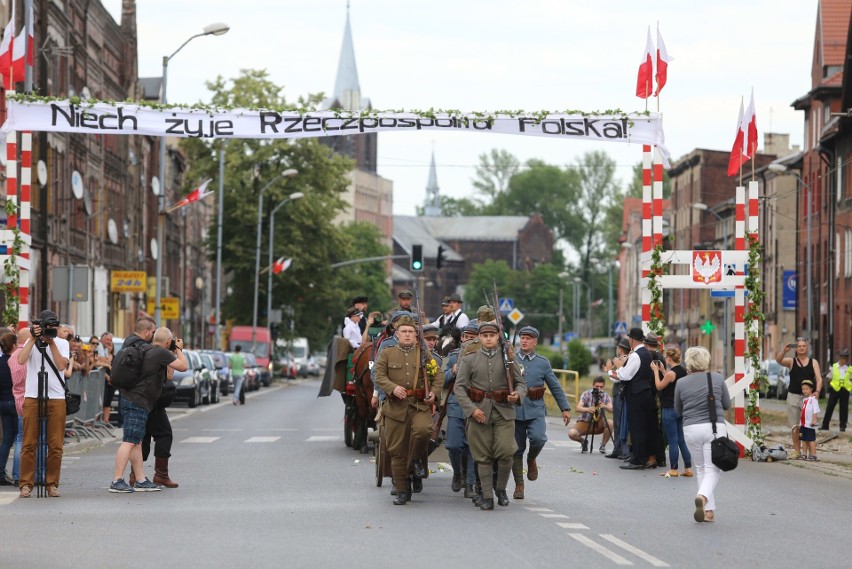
top-left (821, 349), bottom-right (851, 432)
top-left (614, 328), bottom-right (660, 470)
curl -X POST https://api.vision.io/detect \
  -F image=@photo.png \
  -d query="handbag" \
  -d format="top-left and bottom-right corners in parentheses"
top-left (706, 373), bottom-right (738, 471)
top-left (157, 379), bottom-right (177, 408)
top-left (42, 350), bottom-right (81, 415)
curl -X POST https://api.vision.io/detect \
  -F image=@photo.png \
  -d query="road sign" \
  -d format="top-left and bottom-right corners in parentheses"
top-left (161, 297), bottom-right (180, 320)
top-left (564, 332), bottom-right (577, 342)
top-left (507, 308), bottom-right (524, 325)
top-left (499, 298), bottom-right (514, 315)
top-left (613, 321), bottom-right (628, 335)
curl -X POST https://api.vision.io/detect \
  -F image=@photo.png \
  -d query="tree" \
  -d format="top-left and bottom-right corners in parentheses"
top-left (334, 222), bottom-right (393, 322)
top-left (415, 195), bottom-right (482, 217)
top-left (472, 148), bottom-right (520, 203)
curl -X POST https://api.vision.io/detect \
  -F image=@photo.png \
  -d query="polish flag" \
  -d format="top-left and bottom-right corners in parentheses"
top-left (727, 100), bottom-right (749, 176)
top-left (11, 5), bottom-right (35, 80)
top-left (654, 23), bottom-right (673, 96)
top-left (0, 3), bottom-right (15, 87)
top-left (744, 89), bottom-right (758, 158)
top-left (635, 26), bottom-right (654, 99)
top-left (272, 257), bottom-right (292, 275)
top-left (167, 179), bottom-right (213, 211)
top-left (590, 298), bottom-right (604, 308)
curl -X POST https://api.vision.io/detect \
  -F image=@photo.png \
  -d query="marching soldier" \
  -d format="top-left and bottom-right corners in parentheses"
top-left (373, 316), bottom-right (444, 505)
top-left (387, 290), bottom-right (415, 321)
top-left (454, 322), bottom-right (526, 510)
top-left (512, 326), bottom-right (571, 499)
top-left (441, 323), bottom-right (479, 497)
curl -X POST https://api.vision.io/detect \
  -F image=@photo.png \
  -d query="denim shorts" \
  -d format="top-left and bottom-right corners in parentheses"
top-left (120, 399), bottom-right (149, 444)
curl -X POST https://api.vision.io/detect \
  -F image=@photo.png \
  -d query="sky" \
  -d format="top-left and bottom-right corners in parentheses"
top-left (104, 0), bottom-right (818, 216)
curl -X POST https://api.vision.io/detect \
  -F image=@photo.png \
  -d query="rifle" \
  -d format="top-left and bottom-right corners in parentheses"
top-left (413, 286), bottom-right (431, 402)
top-left (486, 283), bottom-right (515, 393)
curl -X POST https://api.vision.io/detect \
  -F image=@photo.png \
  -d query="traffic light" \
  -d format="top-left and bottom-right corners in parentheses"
top-left (437, 245), bottom-right (446, 270)
top-left (411, 244), bottom-right (423, 271)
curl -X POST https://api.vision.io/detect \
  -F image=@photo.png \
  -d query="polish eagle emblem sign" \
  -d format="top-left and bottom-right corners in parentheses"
top-left (692, 251), bottom-right (722, 284)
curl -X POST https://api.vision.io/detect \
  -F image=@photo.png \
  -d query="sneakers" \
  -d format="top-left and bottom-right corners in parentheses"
top-left (599, 444), bottom-right (607, 454)
top-left (47, 485), bottom-right (60, 497)
top-left (19, 485), bottom-right (32, 498)
top-left (134, 478), bottom-right (163, 492)
top-left (109, 478), bottom-right (135, 493)
top-left (581, 441), bottom-right (588, 453)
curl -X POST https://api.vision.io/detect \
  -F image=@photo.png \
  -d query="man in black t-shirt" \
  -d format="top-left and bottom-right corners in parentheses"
top-left (109, 324), bottom-right (187, 493)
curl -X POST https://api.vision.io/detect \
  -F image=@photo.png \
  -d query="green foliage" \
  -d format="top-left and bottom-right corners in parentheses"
top-left (566, 339), bottom-right (592, 376)
top-left (534, 344), bottom-right (566, 371)
top-left (472, 148), bottom-right (520, 202)
top-left (335, 222), bottom-right (393, 317)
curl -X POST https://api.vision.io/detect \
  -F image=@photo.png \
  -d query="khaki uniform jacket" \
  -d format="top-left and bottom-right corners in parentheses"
top-left (374, 344), bottom-right (445, 423)
top-left (454, 348), bottom-right (526, 422)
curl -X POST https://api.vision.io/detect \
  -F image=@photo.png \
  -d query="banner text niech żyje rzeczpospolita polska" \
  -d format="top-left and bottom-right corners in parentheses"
top-left (0, 99), bottom-right (670, 164)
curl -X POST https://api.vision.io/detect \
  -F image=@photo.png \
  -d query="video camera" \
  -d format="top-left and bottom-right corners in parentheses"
top-left (591, 387), bottom-right (602, 407)
top-left (31, 318), bottom-right (60, 340)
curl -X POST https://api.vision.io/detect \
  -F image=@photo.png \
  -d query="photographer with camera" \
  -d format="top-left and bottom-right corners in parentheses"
top-left (109, 323), bottom-right (186, 492)
top-left (568, 376), bottom-right (614, 452)
top-left (16, 310), bottom-right (70, 498)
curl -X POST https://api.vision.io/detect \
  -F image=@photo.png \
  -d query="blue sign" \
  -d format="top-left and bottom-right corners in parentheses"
top-left (613, 321), bottom-right (628, 335)
top-left (564, 332), bottom-right (577, 342)
top-left (711, 290), bottom-right (735, 298)
top-left (783, 270), bottom-right (797, 310)
top-left (498, 298), bottom-right (514, 315)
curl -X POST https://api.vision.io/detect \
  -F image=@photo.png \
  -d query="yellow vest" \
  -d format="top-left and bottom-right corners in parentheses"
top-left (831, 363), bottom-right (852, 391)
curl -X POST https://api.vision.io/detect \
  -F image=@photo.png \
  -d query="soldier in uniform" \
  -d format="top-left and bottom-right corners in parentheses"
top-left (441, 323), bottom-right (479, 497)
top-left (454, 322), bottom-right (526, 510)
top-left (387, 290), bottom-right (414, 321)
top-left (373, 316), bottom-right (444, 505)
top-left (512, 326), bottom-right (571, 500)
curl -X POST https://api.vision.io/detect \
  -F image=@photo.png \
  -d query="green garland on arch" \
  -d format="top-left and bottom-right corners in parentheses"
top-left (743, 234), bottom-right (766, 448)
top-left (2, 199), bottom-right (23, 327)
top-left (647, 243), bottom-right (666, 342)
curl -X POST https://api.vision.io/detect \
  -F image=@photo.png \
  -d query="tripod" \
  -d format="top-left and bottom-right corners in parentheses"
top-left (582, 405), bottom-right (614, 455)
top-left (35, 342), bottom-right (49, 498)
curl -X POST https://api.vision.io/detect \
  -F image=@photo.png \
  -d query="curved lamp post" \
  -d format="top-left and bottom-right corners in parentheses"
top-left (266, 191), bottom-right (305, 341)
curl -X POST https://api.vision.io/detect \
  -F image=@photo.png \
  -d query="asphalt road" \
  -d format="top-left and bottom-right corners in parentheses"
top-left (2, 379), bottom-right (850, 569)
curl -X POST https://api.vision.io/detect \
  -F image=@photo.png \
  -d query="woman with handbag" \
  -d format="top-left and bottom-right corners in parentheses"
top-left (674, 346), bottom-right (731, 523)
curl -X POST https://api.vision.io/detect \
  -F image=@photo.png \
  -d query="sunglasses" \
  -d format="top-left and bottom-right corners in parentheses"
top-left (795, 337), bottom-right (808, 343)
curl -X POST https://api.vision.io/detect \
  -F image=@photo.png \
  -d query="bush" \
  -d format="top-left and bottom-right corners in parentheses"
top-left (534, 345), bottom-right (566, 370)
top-left (567, 339), bottom-right (592, 376)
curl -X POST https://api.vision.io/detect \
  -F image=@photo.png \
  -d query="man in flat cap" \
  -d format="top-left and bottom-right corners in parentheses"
top-left (602, 337), bottom-right (632, 459)
top-left (454, 322), bottom-right (526, 510)
top-left (351, 296), bottom-right (369, 334)
top-left (374, 316), bottom-right (444, 505)
top-left (822, 348), bottom-right (851, 432)
top-left (437, 293), bottom-right (469, 334)
top-left (388, 290), bottom-right (414, 321)
top-left (642, 332), bottom-right (667, 466)
top-left (343, 307), bottom-right (364, 349)
top-left (512, 326), bottom-right (571, 499)
top-left (611, 327), bottom-right (659, 470)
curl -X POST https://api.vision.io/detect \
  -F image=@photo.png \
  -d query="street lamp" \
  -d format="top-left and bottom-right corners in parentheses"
top-left (590, 257), bottom-right (616, 338)
top-left (693, 202), bottom-right (729, 379)
top-left (767, 163), bottom-right (813, 347)
top-left (252, 169), bottom-right (299, 352)
top-left (266, 190), bottom-right (305, 341)
top-left (154, 22), bottom-right (230, 327)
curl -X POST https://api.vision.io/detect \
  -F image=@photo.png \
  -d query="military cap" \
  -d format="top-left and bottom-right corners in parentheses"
top-left (389, 310), bottom-right (411, 322)
top-left (476, 305), bottom-right (496, 322)
top-left (447, 293), bottom-right (462, 303)
top-left (462, 323), bottom-right (480, 334)
top-left (398, 289), bottom-right (414, 298)
top-left (422, 324), bottom-right (439, 338)
top-left (394, 316), bottom-right (417, 330)
top-left (352, 295), bottom-right (368, 304)
top-left (644, 332), bottom-right (660, 347)
top-left (518, 326), bottom-right (540, 339)
top-left (346, 307), bottom-right (363, 318)
top-left (478, 322), bottom-right (500, 334)
top-left (627, 327), bottom-right (644, 341)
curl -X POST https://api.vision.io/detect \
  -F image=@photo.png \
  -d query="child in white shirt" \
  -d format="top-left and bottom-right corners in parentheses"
top-left (799, 380), bottom-right (820, 460)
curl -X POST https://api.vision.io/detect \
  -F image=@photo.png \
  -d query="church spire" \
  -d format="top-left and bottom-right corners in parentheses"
top-left (423, 148), bottom-right (441, 216)
top-left (333, 3), bottom-right (361, 110)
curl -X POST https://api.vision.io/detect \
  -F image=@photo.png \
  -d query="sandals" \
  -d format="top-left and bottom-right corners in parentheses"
top-left (694, 495), bottom-right (707, 522)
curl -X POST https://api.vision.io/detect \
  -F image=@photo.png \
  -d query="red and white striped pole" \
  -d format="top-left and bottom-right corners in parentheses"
top-left (641, 145), bottom-right (653, 332)
top-left (19, 131), bottom-right (31, 328)
top-left (733, 185), bottom-right (746, 438)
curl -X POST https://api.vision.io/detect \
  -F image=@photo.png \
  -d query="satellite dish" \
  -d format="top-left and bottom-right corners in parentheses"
top-left (81, 86), bottom-right (91, 100)
top-left (128, 149), bottom-right (137, 166)
top-left (137, 248), bottom-right (145, 263)
top-left (150, 238), bottom-right (158, 260)
top-left (71, 170), bottom-right (84, 199)
top-left (123, 218), bottom-right (130, 238)
top-left (151, 176), bottom-right (160, 196)
top-left (107, 218), bottom-right (119, 244)
top-left (82, 187), bottom-right (93, 215)
top-left (37, 160), bottom-right (47, 187)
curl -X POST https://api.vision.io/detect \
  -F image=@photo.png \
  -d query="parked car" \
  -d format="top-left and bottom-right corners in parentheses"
top-left (173, 350), bottom-right (214, 407)
top-left (202, 350), bottom-right (233, 395)
top-left (243, 352), bottom-right (259, 392)
top-left (277, 353), bottom-right (298, 379)
top-left (312, 352), bottom-right (327, 370)
top-left (199, 352), bottom-right (221, 404)
top-left (759, 359), bottom-right (790, 399)
top-left (306, 356), bottom-right (320, 377)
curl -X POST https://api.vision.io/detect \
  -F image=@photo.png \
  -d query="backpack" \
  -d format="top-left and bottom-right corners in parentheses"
top-left (111, 342), bottom-right (153, 389)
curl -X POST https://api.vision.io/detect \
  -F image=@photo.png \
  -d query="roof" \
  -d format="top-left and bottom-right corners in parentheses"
top-left (333, 10), bottom-right (361, 102)
top-left (393, 216), bottom-right (463, 261)
top-left (819, 0), bottom-right (852, 72)
top-left (416, 216), bottom-right (531, 241)
top-left (138, 77), bottom-right (162, 101)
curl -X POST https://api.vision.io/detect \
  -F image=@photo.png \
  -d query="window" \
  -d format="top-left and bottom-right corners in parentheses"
top-left (846, 230), bottom-right (852, 278)
top-left (837, 232), bottom-right (841, 280)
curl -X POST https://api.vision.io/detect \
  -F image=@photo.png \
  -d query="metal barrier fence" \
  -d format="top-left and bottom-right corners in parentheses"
top-left (544, 369), bottom-right (580, 416)
top-left (64, 368), bottom-right (116, 442)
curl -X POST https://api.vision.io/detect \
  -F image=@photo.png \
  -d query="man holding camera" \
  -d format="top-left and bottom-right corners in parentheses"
top-left (110, 323), bottom-right (187, 492)
top-left (568, 376), bottom-right (614, 451)
top-left (776, 337), bottom-right (822, 459)
top-left (17, 310), bottom-right (69, 498)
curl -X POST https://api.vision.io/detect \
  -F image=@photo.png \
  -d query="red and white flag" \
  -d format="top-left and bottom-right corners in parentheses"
top-left (590, 298), bottom-right (604, 308)
top-left (744, 88), bottom-right (758, 158)
top-left (636, 27), bottom-right (654, 99)
top-left (272, 257), bottom-right (292, 275)
top-left (727, 100), bottom-right (749, 176)
top-left (654, 23), bottom-right (672, 96)
top-left (167, 179), bottom-right (213, 211)
top-left (11, 4), bottom-right (34, 80)
top-left (0, 3), bottom-right (16, 87)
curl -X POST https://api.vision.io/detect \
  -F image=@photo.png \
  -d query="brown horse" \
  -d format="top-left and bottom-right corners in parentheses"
top-left (345, 340), bottom-right (377, 452)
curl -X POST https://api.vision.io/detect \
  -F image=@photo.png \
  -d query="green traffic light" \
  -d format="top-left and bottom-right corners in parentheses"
top-left (412, 261), bottom-right (423, 270)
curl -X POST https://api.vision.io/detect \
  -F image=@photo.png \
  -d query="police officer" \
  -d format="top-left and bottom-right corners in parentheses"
top-left (454, 322), bottom-right (526, 510)
top-left (442, 323), bottom-right (479, 497)
top-left (822, 349), bottom-right (851, 432)
top-left (373, 316), bottom-right (444, 505)
top-left (512, 326), bottom-right (571, 500)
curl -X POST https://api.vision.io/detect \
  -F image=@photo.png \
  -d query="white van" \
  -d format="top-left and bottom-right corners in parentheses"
top-left (290, 337), bottom-right (310, 378)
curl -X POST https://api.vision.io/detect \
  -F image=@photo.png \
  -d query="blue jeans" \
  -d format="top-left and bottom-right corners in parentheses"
top-left (0, 399), bottom-right (17, 478)
top-left (233, 375), bottom-right (244, 403)
top-left (661, 407), bottom-right (692, 469)
top-left (12, 415), bottom-right (23, 482)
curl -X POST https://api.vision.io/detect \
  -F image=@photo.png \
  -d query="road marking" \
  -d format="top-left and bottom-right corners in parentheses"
top-left (244, 436), bottom-right (281, 443)
top-left (599, 535), bottom-right (669, 567)
top-left (568, 534), bottom-right (633, 566)
top-left (180, 437), bottom-right (220, 443)
top-left (262, 428), bottom-right (298, 431)
top-left (539, 513), bottom-right (570, 519)
top-left (203, 428), bottom-right (243, 432)
top-left (313, 428), bottom-right (340, 431)
top-left (556, 522), bottom-right (588, 529)
top-left (0, 493), bottom-right (18, 505)
top-left (525, 507), bottom-right (553, 512)
top-left (306, 436), bottom-right (341, 442)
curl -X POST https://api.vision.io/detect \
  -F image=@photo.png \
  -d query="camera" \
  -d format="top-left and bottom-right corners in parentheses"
top-left (169, 339), bottom-right (177, 352)
top-left (591, 387), bottom-right (602, 406)
top-left (31, 318), bottom-right (60, 340)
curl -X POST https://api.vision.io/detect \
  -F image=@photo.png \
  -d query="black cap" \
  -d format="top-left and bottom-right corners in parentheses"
top-left (352, 296), bottom-right (368, 305)
top-left (447, 293), bottom-right (462, 303)
top-left (627, 327), bottom-right (644, 341)
top-left (37, 310), bottom-right (59, 323)
top-left (398, 289), bottom-right (413, 299)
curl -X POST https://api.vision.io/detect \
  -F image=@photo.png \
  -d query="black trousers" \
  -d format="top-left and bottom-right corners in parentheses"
top-left (141, 406), bottom-right (173, 460)
top-left (625, 389), bottom-right (658, 465)
top-left (821, 388), bottom-right (849, 431)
